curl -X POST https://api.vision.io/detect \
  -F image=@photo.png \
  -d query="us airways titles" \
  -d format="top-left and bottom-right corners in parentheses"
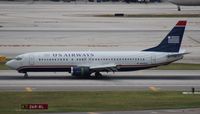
top-left (52, 53), bottom-right (95, 58)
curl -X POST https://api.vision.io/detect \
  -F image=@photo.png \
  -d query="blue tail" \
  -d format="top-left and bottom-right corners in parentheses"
top-left (143, 20), bottom-right (187, 52)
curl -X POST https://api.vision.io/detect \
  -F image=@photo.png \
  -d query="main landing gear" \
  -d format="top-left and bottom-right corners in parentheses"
top-left (24, 72), bottom-right (28, 79)
top-left (95, 72), bottom-right (102, 78)
top-left (178, 6), bottom-right (181, 11)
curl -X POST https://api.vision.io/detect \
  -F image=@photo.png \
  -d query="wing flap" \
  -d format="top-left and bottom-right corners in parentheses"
top-left (90, 64), bottom-right (118, 72)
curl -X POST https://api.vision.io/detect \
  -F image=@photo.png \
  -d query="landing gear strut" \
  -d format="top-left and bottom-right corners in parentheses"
top-left (24, 72), bottom-right (28, 79)
top-left (95, 72), bottom-right (102, 78)
top-left (178, 6), bottom-right (181, 11)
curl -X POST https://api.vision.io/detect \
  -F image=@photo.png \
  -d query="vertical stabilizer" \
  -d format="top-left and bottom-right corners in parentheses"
top-left (143, 20), bottom-right (187, 52)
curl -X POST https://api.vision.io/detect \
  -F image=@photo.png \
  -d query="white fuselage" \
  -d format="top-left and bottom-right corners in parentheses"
top-left (6, 51), bottom-right (183, 74)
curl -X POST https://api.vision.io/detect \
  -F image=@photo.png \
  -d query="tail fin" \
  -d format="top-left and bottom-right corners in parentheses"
top-left (143, 20), bottom-right (187, 52)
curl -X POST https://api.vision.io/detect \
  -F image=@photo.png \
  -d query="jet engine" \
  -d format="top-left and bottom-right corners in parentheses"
top-left (71, 67), bottom-right (90, 77)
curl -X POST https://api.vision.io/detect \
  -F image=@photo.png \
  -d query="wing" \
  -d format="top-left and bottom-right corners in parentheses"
top-left (90, 64), bottom-right (118, 72)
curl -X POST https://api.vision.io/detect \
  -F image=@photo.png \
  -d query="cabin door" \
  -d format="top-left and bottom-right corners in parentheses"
top-left (29, 55), bottom-right (34, 65)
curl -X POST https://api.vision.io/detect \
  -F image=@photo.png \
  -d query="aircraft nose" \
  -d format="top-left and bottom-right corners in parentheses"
top-left (6, 60), bottom-right (16, 69)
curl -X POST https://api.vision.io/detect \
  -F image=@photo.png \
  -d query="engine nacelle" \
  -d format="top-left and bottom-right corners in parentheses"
top-left (71, 67), bottom-right (90, 77)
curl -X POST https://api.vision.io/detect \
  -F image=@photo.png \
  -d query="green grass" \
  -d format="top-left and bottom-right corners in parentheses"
top-left (155, 63), bottom-right (200, 70)
top-left (0, 91), bottom-right (200, 114)
top-left (0, 62), bottom-right (9, 70)
top-left (95, 14), bottom-right (200, 18)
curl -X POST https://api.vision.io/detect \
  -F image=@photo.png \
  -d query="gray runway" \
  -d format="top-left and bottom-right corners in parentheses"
top-left (0, 70), bottom-right (200, 92)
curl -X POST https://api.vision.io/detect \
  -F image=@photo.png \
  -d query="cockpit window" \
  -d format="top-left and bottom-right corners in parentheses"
top-left (14, 57), bottom-right (22, 61)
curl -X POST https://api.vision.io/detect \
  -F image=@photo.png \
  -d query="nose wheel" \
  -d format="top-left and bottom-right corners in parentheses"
top-left (24, 72), bottom-right (28, 79)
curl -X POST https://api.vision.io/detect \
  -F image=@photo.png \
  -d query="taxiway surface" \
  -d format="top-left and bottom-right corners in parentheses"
top-left (0, 70), bottom-right (200, 91)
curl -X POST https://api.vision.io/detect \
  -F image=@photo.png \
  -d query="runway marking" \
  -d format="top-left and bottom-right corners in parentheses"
top-left (149, 86), bottom-right (158, 92)
top-left (25, 87), bottom-right (32, 92)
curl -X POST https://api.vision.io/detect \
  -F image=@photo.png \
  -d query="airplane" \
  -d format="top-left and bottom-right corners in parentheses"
top-left (5, 20), bottom-right (188, 78)
top-left (168, 0), bottom-right (200, 11)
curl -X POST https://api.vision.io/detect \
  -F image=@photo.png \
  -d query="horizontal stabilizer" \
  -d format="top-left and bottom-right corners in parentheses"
top-left (167, 52), bottom-right (190, 58)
